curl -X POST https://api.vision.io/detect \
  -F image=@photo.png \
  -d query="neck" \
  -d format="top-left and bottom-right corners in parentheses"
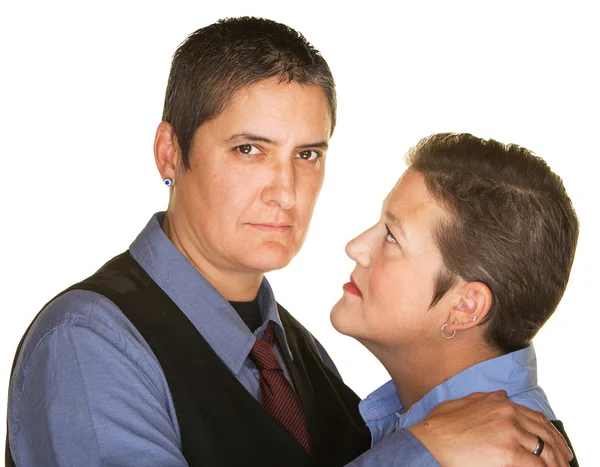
top-left (162, 212), bottom-right (263, 301)
top-left (365, 335), bottom-right (502, 410)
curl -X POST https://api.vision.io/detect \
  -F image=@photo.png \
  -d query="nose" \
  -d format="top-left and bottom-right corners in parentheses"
top-left (261, 160), bottom-right (296, 210)
top-left (345, 224), bottom-right (376, 268)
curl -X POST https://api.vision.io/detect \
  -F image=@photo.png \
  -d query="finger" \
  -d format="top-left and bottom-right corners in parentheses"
top-left (511, 446), bottom-right (545, 467)
top-left (536, 436), bottom-right (562, 467)
top-left (513, 405), bottom-right (572, 463)
top-left (467, 389), bottom-right (508, 399)
top-left (518, 430), bottom-right (549, 466)
top-left (535, 419), bottom-right (570, 465)
top-left (529, 423), bottom-right (569, 466)
top-left (513, 422), bottom-right (567, 467)
top-left (540, 430), bottom-right (570, 467)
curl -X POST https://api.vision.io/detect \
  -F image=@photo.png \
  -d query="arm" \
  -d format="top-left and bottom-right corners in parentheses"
top-left (7, 294), bottom-right (188, 466)
top-left (345, 429), bottom-right (438, 467)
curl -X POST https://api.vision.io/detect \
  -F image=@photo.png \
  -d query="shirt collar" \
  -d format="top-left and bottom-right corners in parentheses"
top-left (128, 212), bottom-right (294, 375)
top-left (360, 345), bottom-right (539, 430)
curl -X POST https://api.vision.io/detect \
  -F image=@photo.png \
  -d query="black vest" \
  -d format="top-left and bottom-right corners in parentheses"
top-left (6, 252), bottom-right (371, 466)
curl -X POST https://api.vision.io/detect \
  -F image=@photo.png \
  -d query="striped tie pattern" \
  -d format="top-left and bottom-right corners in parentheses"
top-left (249, 321), bottom-right (314, 456)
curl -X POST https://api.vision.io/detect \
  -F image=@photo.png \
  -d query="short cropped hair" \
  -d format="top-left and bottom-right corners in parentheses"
top-left (407, 133), bottom-right (579, 353)
top-left (162, 16), bottom-right (336, 169)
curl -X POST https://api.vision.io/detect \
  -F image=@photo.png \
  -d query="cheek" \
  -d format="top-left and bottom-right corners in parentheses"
top-left (295, 171), bottom-right (324, 216)
top-left (203, 168), bottom-right (262, 213)
top-left (366, 261), bottom-right (404, 316)
top-left (366, 258), bottom-right (432, 318)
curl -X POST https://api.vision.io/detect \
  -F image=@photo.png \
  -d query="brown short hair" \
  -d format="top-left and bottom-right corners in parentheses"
top-left (406, 133), bottom-right (579, 353)
top-left (162, 16), bottom-right (336, 169)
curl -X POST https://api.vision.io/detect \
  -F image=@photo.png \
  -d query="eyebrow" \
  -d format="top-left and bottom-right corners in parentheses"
top-left (226, 133), bottom-right (329, 151)
top-left (384, 210), bottom-right (408, 240)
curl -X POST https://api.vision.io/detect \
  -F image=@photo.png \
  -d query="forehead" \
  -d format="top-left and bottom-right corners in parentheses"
top-left (215, 78), bottom-right (332, 140)
top-left (384, 170), bottom-right (448, 239)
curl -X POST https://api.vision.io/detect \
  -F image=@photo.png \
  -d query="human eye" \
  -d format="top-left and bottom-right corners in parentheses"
top-left (235, 144), bottom-right (261, 156)
top-left (295, 150), bottom-right (321, 162)
top-left (385, 224), bottom-right (398, 244)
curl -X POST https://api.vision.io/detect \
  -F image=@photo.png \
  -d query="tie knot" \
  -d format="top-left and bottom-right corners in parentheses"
top-left (250, 321), bottom-right (281, 371)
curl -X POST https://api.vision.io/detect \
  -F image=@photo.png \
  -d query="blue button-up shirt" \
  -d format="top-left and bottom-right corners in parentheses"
top-left (360, 346), bottom-right (555, 447)
top-left (8, 212), bottom-right (435, 466)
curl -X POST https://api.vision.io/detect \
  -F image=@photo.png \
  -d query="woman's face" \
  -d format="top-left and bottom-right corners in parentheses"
top-left (163, 78), bottom-right (331, 278)
top-left (331, 170), bottom-right (454, 349)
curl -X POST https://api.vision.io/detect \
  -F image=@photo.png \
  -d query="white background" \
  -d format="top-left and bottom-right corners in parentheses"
top-left (1, 0), bottom-right (598, 464)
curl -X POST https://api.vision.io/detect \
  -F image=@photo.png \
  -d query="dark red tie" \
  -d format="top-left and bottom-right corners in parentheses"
top-left (249, 321), bottom-right (314, 456)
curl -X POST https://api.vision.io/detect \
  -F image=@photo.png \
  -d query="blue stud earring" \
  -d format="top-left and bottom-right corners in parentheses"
top-left (163, 178), bottom-right (173, 187)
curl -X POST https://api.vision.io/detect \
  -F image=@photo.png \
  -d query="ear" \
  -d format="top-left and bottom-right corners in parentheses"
top-left (444, 281), bottom-right (492, 334)
top-left (154, 121), bottom-right (180, 183)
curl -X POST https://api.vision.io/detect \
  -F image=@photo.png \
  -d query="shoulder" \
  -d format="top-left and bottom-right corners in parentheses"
top-left (509, 386), bottom-right (556, 420)
top-left (7, 291), bottom-right (183, 466)
top-left (15, 289), bottom-right (153, 371)
top-left (10, 288), bottom-right (168, 404)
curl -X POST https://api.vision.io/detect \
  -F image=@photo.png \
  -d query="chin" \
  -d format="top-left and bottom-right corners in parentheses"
top-left (244, 244), bottom-right (297, 273)
top-left (330, 300), bottom-right (354, 337)
top-left (331, 297), bottom-right (371, 342)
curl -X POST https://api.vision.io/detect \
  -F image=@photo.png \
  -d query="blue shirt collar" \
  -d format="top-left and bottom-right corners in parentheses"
top-left (128, 212), bottom-right (294, 374)
top-left (360, 346), bottom-right (539, 440)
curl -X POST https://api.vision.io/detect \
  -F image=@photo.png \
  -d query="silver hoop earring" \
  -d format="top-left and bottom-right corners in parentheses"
top-left (441, 323), bottom-right (456, 339)
top-left (163, 178), bottom-right (173, 187)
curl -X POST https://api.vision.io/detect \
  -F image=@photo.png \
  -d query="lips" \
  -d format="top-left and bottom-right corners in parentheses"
top-left (249, 223), bottom-right (292, 233)
top-left (342, 276), bottom-right (362, 297)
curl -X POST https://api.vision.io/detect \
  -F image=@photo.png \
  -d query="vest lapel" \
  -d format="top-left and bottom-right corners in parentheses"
top-left (278, 304), bottom-right (372, 466)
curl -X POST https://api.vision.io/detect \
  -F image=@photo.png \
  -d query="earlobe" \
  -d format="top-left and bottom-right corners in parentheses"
top-left (154, 121), bottom-right (179, 183)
